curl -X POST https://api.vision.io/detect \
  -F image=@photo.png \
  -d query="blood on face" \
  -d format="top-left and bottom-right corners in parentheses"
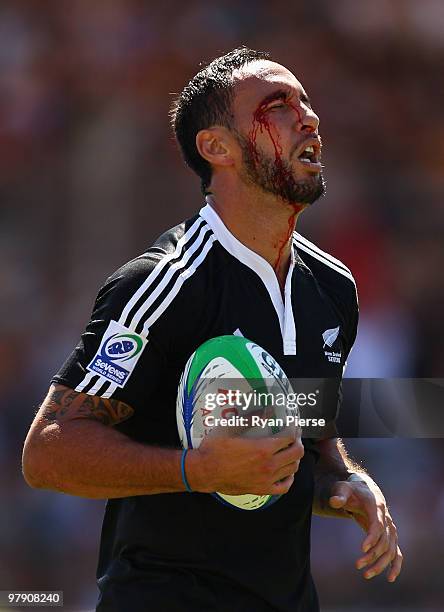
top-left (247, 96), bottom-right (304, 273)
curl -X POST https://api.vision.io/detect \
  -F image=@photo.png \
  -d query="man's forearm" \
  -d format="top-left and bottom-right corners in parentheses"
top-left (23, 419), bottom-right (189, 498)
top-left (313, 438), bottom-right (366, 516)
top-left (23, 384), bottom-right (304, 500)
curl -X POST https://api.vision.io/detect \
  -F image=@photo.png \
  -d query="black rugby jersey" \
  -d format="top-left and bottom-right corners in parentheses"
top-left (52, 203), bottom-right (358, 612)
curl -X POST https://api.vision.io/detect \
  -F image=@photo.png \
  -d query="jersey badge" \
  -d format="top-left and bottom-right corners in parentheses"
top-left (322, 326), bottom-right (342, 364)
top-left (87, 320), bottom-right (147, 387)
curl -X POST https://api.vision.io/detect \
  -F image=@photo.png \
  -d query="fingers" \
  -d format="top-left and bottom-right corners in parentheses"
top-left (264, 439), bottom-right (304, 493)
top-left (356, 523), bottom-right (390, 574)
top-left (269, 446), bottom-right (303, 482)
top-left (263, 441), bottom-right (304, 486)
top-left (357, 516), bottom-right (402, 582)
top-left (271, 474), bottom-right (295, 495)
top-left (387, 546), bottom-right (403, 583)
top-left (270, 434), bottom-right (299, 452)
top-left (329, 495), bottom-right (349, 511)
top-left (328, 481), bottom-right (352, 509)
top-left (205, 435), bottom-right (303, 495)
top-left (362, 549), bottom-right (393, 580)
top-left (272, 439), bottom-right (304, 464)
top-left (361, 505), bottom-right (386, 553)
top-left (273, 461), bottom-right (301, 483)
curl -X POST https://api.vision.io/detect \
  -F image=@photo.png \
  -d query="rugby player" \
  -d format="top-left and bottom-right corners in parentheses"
top-left (22, 47), bottom-right (402, 611)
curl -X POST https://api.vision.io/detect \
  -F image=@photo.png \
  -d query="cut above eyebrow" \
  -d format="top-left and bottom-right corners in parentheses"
top-left (258, 88), bottom-right (312, 108)
top-left (258, 89), bottom-right (291, 107)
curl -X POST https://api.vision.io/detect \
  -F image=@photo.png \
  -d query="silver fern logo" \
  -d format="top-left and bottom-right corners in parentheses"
top-left (322, 326), bottom-right (340, 348)
top-left (322, 326), bottom-right (342, 363)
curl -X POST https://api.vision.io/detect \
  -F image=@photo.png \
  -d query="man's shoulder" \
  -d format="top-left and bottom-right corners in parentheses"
top-left (294, 232), bottom-right (355, 285)
top-left (98, 211), bottom-right (216, 319)
top-left (294, 231), bottom-right (358, 308)
top-left (108, 212), bottom-right (207, 280)
top-left (150, 213), bottom-right (203, 256)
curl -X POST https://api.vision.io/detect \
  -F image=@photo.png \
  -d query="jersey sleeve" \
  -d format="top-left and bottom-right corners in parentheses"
top-left (343, 281), bottom-right (359, 365)
top-left (51, 252), bottom-right (173, 411)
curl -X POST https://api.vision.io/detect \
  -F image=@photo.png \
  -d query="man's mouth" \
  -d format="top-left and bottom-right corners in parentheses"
top-left (295, 139), bottom-right (322, 171)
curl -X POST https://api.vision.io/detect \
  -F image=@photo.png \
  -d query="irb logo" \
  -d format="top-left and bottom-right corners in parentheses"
top-left (101, 333), bottom-right (144, 363)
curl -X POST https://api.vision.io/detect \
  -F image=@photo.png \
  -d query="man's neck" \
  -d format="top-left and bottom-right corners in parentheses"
top-left (205, 190), bottom-right (306, 292)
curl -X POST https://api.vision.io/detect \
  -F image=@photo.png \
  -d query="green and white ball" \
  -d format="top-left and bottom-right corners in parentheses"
top-left (176, 335), bottom-right (297, 510)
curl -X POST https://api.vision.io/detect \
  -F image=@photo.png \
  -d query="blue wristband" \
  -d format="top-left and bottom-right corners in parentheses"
top-left (181, 448), bottom-right (193, 493)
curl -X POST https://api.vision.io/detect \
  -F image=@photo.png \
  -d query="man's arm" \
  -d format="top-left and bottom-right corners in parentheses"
top-left (22, 384), bottom-right (185, 498)
top-left (313, 438), bottom-right (403, 583)
top-left (22, 384), bottom-right (304, 499)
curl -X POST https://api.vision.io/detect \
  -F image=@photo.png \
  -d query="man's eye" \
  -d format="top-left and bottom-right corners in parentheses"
top-left (268, 103), bottom-right (285, 110)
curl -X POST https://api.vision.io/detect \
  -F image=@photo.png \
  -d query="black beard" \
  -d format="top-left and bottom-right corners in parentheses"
top-left (237, 135), bottom-right (326, 205)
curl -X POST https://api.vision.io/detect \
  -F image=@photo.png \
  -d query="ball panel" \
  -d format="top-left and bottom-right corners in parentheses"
top-left (186, 336), bottom-right (265, 394)
top-left (180, 356), bottom-right (252, 448)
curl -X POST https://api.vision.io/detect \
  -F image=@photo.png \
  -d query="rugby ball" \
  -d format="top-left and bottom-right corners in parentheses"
top-left (176, 335), bottom-right (297, 510)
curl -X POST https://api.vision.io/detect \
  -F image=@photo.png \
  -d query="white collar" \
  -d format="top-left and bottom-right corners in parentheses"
top-left (199, 202), bottom-right (297, 355)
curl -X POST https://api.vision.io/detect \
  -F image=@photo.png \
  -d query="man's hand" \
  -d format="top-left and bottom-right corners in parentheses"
top-left (328, 476), bottom-right (403, 583)
top-left (187, 433), bottom-right (305, 496)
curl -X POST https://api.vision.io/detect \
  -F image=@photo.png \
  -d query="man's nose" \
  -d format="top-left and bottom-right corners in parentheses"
top-left (298, 105), bottom-right (319, 134)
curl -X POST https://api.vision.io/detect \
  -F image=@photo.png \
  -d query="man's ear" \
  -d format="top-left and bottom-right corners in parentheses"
top-left (195, 127), bottom-right (235, 168)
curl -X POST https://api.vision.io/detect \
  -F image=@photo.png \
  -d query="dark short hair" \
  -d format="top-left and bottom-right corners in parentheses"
top-left (170, 47), bottom-right (270, 194)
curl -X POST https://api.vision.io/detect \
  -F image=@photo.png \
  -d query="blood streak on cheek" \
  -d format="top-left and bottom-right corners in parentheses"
top-left (247, 99), bottom-right (304, 206)
top-left (248, 100), bottom-right (286, 179)
top-left (247, 100), bottom-right (305, 273)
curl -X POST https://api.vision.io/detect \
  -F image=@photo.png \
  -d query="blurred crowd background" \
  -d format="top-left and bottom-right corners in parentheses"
top-left (1, 1), bottom-right (443, 610)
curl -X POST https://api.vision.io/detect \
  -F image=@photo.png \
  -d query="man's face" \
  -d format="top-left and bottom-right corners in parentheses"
top-left (232, 61), bottom-right (325, 206)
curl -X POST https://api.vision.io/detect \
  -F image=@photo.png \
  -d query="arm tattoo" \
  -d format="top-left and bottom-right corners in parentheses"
top-left (42, 385), bottom-right (134, 426)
